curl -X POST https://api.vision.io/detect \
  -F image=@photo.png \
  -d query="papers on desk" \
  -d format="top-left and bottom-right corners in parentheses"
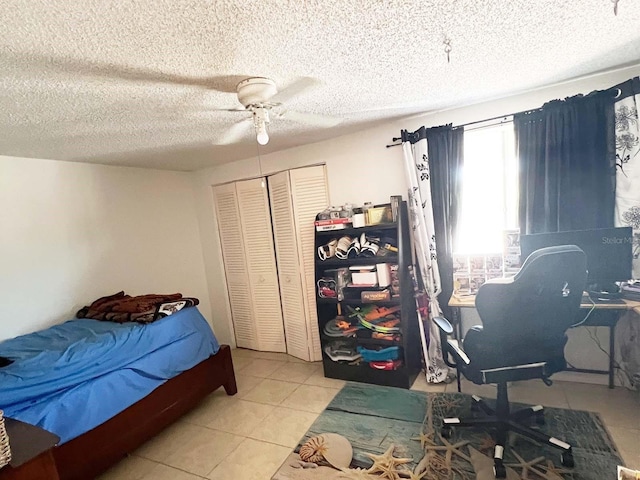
top-left (620, 281), bottom-right (640, 301)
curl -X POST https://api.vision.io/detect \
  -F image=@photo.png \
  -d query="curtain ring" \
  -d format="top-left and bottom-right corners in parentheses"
top-left (614, 88), bottom-right (622, 99)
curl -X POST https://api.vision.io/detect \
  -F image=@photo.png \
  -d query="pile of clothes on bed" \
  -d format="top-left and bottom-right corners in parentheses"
top-left (76, 291), bottom-right (199, 324)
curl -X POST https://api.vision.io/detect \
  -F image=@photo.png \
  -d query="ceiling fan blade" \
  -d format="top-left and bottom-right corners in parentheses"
top-left (6, 52), bottom-right (249, 92)
top-left (270, 77), bottom-right (320, 104)
top-left (215, 118), bottom-right (253, 145)
top-left (276, 109), bottom-right (342, 128)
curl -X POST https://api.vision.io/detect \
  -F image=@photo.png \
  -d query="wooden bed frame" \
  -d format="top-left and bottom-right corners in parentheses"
top-left (51, 344), bottom-right (237, 480)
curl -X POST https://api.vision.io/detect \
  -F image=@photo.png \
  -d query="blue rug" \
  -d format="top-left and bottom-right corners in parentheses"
top-left (276, 382), bottom-right (624, 479)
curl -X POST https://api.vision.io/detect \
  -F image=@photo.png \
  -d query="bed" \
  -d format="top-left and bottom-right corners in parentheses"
top-left (0, 307), bottom-right (237, 480)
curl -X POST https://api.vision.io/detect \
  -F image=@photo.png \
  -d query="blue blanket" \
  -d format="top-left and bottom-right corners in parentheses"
top-left (0, 307), bottom-right (219, 444)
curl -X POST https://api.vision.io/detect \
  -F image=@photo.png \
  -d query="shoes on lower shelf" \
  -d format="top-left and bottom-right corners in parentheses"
top-left (324, 340), bottom-right (361, 362)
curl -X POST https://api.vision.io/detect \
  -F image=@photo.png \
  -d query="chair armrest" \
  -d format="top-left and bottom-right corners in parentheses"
top-left (433, 316), bottom-right (454, 335)
top-left (431, 316), bottom-right (469, 368)
top-left (447, 339), bottom-right (471, 366)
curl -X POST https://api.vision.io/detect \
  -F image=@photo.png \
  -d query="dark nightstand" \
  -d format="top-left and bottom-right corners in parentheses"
top-left (0, 418), bottom-right (60, 480)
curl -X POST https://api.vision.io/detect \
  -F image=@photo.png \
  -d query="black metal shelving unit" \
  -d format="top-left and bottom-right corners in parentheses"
top-left (314, 201), bottom-right (421, 389)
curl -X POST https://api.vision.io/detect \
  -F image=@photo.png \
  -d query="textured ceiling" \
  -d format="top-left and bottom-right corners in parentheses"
top-left (1, 0), bottom-right (640, 171)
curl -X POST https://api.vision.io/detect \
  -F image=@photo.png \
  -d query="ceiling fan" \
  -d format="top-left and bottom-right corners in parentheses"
top-left (5, 52), bottom-right (342, 146)
top-left (215, 77), bottom-right (342, 146)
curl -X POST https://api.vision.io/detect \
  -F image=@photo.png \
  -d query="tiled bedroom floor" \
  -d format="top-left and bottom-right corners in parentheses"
top-left (99, 348), bottom-right (640, 480)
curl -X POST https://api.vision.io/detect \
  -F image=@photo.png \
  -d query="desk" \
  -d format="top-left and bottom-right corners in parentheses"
top-left (448, 294), bottom-right (640, 389)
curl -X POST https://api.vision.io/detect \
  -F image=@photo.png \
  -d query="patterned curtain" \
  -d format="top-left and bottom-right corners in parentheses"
top-left (613, 77), bottom-right (640, 390)
top-left (401, 128), bottom-right (450, 383)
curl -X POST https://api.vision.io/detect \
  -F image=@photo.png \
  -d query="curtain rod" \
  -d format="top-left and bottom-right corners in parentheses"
top-left (385, 86), bottom-right (623, 148)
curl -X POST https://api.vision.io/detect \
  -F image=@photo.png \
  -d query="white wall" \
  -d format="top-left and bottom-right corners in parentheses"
top-left (193, 64), bottom-right (640, 367)
top-left (0, 156), bottom-right (212, 341)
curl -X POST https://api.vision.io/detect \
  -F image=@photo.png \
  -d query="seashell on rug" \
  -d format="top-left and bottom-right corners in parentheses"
top-left (299, 433), bottom-right (353, 469)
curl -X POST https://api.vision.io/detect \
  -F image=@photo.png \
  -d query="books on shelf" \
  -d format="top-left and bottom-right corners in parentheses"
top-left (315, 218), bottom-right (352, 226)
top-left (315, 224), bottom-right (348, 231)
top-left (315, 218), bottom-right (352, 231)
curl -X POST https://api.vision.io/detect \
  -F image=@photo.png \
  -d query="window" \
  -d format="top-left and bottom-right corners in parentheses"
top-left (455, 121), bottom-right (518, 254)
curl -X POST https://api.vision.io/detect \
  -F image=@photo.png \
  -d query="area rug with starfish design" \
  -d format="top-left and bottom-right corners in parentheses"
top-left (272, 382), bottom-right (624, 480)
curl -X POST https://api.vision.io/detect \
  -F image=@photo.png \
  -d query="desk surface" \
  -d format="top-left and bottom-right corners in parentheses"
top-left (449, 293), bottom-right (640, 313)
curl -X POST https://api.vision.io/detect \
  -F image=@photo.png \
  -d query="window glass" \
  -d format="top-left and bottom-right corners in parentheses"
top-left (456, 122), bottom-right (518, 254)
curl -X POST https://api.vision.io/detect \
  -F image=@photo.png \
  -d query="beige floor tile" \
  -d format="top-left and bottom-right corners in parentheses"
top-left (181, 389), bottom-right (237, 426)
top-left (557, 380), bottom-right (635, 397)
top-left (235, 372), bottom-right (265, 398)
top-left (304, 365), bottom-right (347, 389)
top-left (281, 384), bottom-right (340, 413)
top-left (587, 401), bottom-right (640, 430)
top-left (249, 406), bottom-right (319, 447)
top-left (207, 438), bottom-right (291, 480)
top-left (268, 362), bottom-right (317, 383)
top-left (231, 348), bottom-right (261, 358)
top-left (206, 399), bottom-right (275, 436)
top-left (247, 351), bottom-right (293, 362)
top-left (242, 358), bottom-right (288, 378)
top-left (411, 373), bottom-right (448, 393)
top-left (136, 421), bottom-right (243, 476)
top-left (98, 454), bottom-right (205, 480)
top-left (564, 385), bottom-right (640, 429)
top-left (608, 426), bottom-right (640, 470)
top-left (454, 378), bottom-right (497, 398)
top-left (243, 378), bottom-right (300, 405)
top-left (231, 355), bottom-right (253, 372)
top-left (285, 355), bottom-right (315, 364)
top-left (508, 382), bottom-right (570, 409)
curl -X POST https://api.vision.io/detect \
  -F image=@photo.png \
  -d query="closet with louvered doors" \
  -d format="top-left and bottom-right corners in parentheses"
top-left (213, 178), bottom-right (286, 352)
top-left (268, 166), bottom-right (329, 361)
top-left (213, 165), bottom-right (329, 360)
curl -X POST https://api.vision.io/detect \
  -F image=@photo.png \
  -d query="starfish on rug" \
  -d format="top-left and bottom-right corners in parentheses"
top-left (411, 430), bottom-right (437, 449)
top-left (506, 450), bottom-right (550, 479)
top-left (338, 466), bottom-right (380, 479)
top-left (424, 433), bottom-right (471, 465)
top-left (397, 469), bottom-right (428, 479)
top-left (477, 434), bottom-right (496, 455)
top-left (365, 444), bottom-right (413, 479)
top-left (539, 459), bottom-right (573, 478)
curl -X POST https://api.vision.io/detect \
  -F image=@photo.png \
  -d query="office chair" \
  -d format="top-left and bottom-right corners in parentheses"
top-left (434, 245), bottom-right (587, 478)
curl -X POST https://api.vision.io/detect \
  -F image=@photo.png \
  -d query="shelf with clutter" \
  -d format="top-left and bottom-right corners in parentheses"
top-left (314, 197), bottom-right (422, 389)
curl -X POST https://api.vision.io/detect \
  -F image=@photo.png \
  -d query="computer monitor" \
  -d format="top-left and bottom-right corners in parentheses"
top-left (520, 227), bottom-right (633, 296)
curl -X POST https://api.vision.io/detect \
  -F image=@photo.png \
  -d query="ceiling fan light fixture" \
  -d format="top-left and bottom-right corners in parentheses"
top-left (254, 107), bottom-right (270, 145)
top-left (256, 121), bottom-right (269, 145)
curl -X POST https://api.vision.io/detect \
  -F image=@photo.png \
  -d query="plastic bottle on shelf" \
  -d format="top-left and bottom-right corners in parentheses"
top-left (363, 202), bottom-right (373, 225)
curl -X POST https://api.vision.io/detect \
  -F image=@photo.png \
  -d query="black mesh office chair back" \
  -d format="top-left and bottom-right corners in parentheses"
top-left (434, 245), bottom-right (587, 478)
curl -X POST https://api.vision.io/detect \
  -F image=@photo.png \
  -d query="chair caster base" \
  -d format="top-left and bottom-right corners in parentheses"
top-left (493, 460), bottom-right (506, 478)
top-left (441, 426), bottom-right (453, 438)
top-left (561, 450), bottom-right (575, 468)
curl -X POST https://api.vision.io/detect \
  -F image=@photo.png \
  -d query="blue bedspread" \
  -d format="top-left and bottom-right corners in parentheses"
top-left (0, 307), bottom-right (219, 444)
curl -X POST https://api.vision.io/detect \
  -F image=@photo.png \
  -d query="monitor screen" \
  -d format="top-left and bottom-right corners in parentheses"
top-left (520, 227), bottom-right (633, 287)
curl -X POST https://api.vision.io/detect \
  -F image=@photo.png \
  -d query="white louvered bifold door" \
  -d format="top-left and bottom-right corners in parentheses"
top-left (289, 166), bottom-right (330, 361)
top-left (268, 171), bottom-right (311, 361)
top-left (213, 183), bottom-right (258, 350)
top-left (235, 178), bottom-right (287, 352)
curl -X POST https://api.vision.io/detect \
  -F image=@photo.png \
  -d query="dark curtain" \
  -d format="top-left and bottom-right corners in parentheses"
top-left (426, 124), bottom-right (464, 321)
top-left (515, 92), bottom-right (616, 234)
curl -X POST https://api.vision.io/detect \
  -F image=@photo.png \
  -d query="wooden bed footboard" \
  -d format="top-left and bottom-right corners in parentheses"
top-left (52, 344), bottom-right (237, 480)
